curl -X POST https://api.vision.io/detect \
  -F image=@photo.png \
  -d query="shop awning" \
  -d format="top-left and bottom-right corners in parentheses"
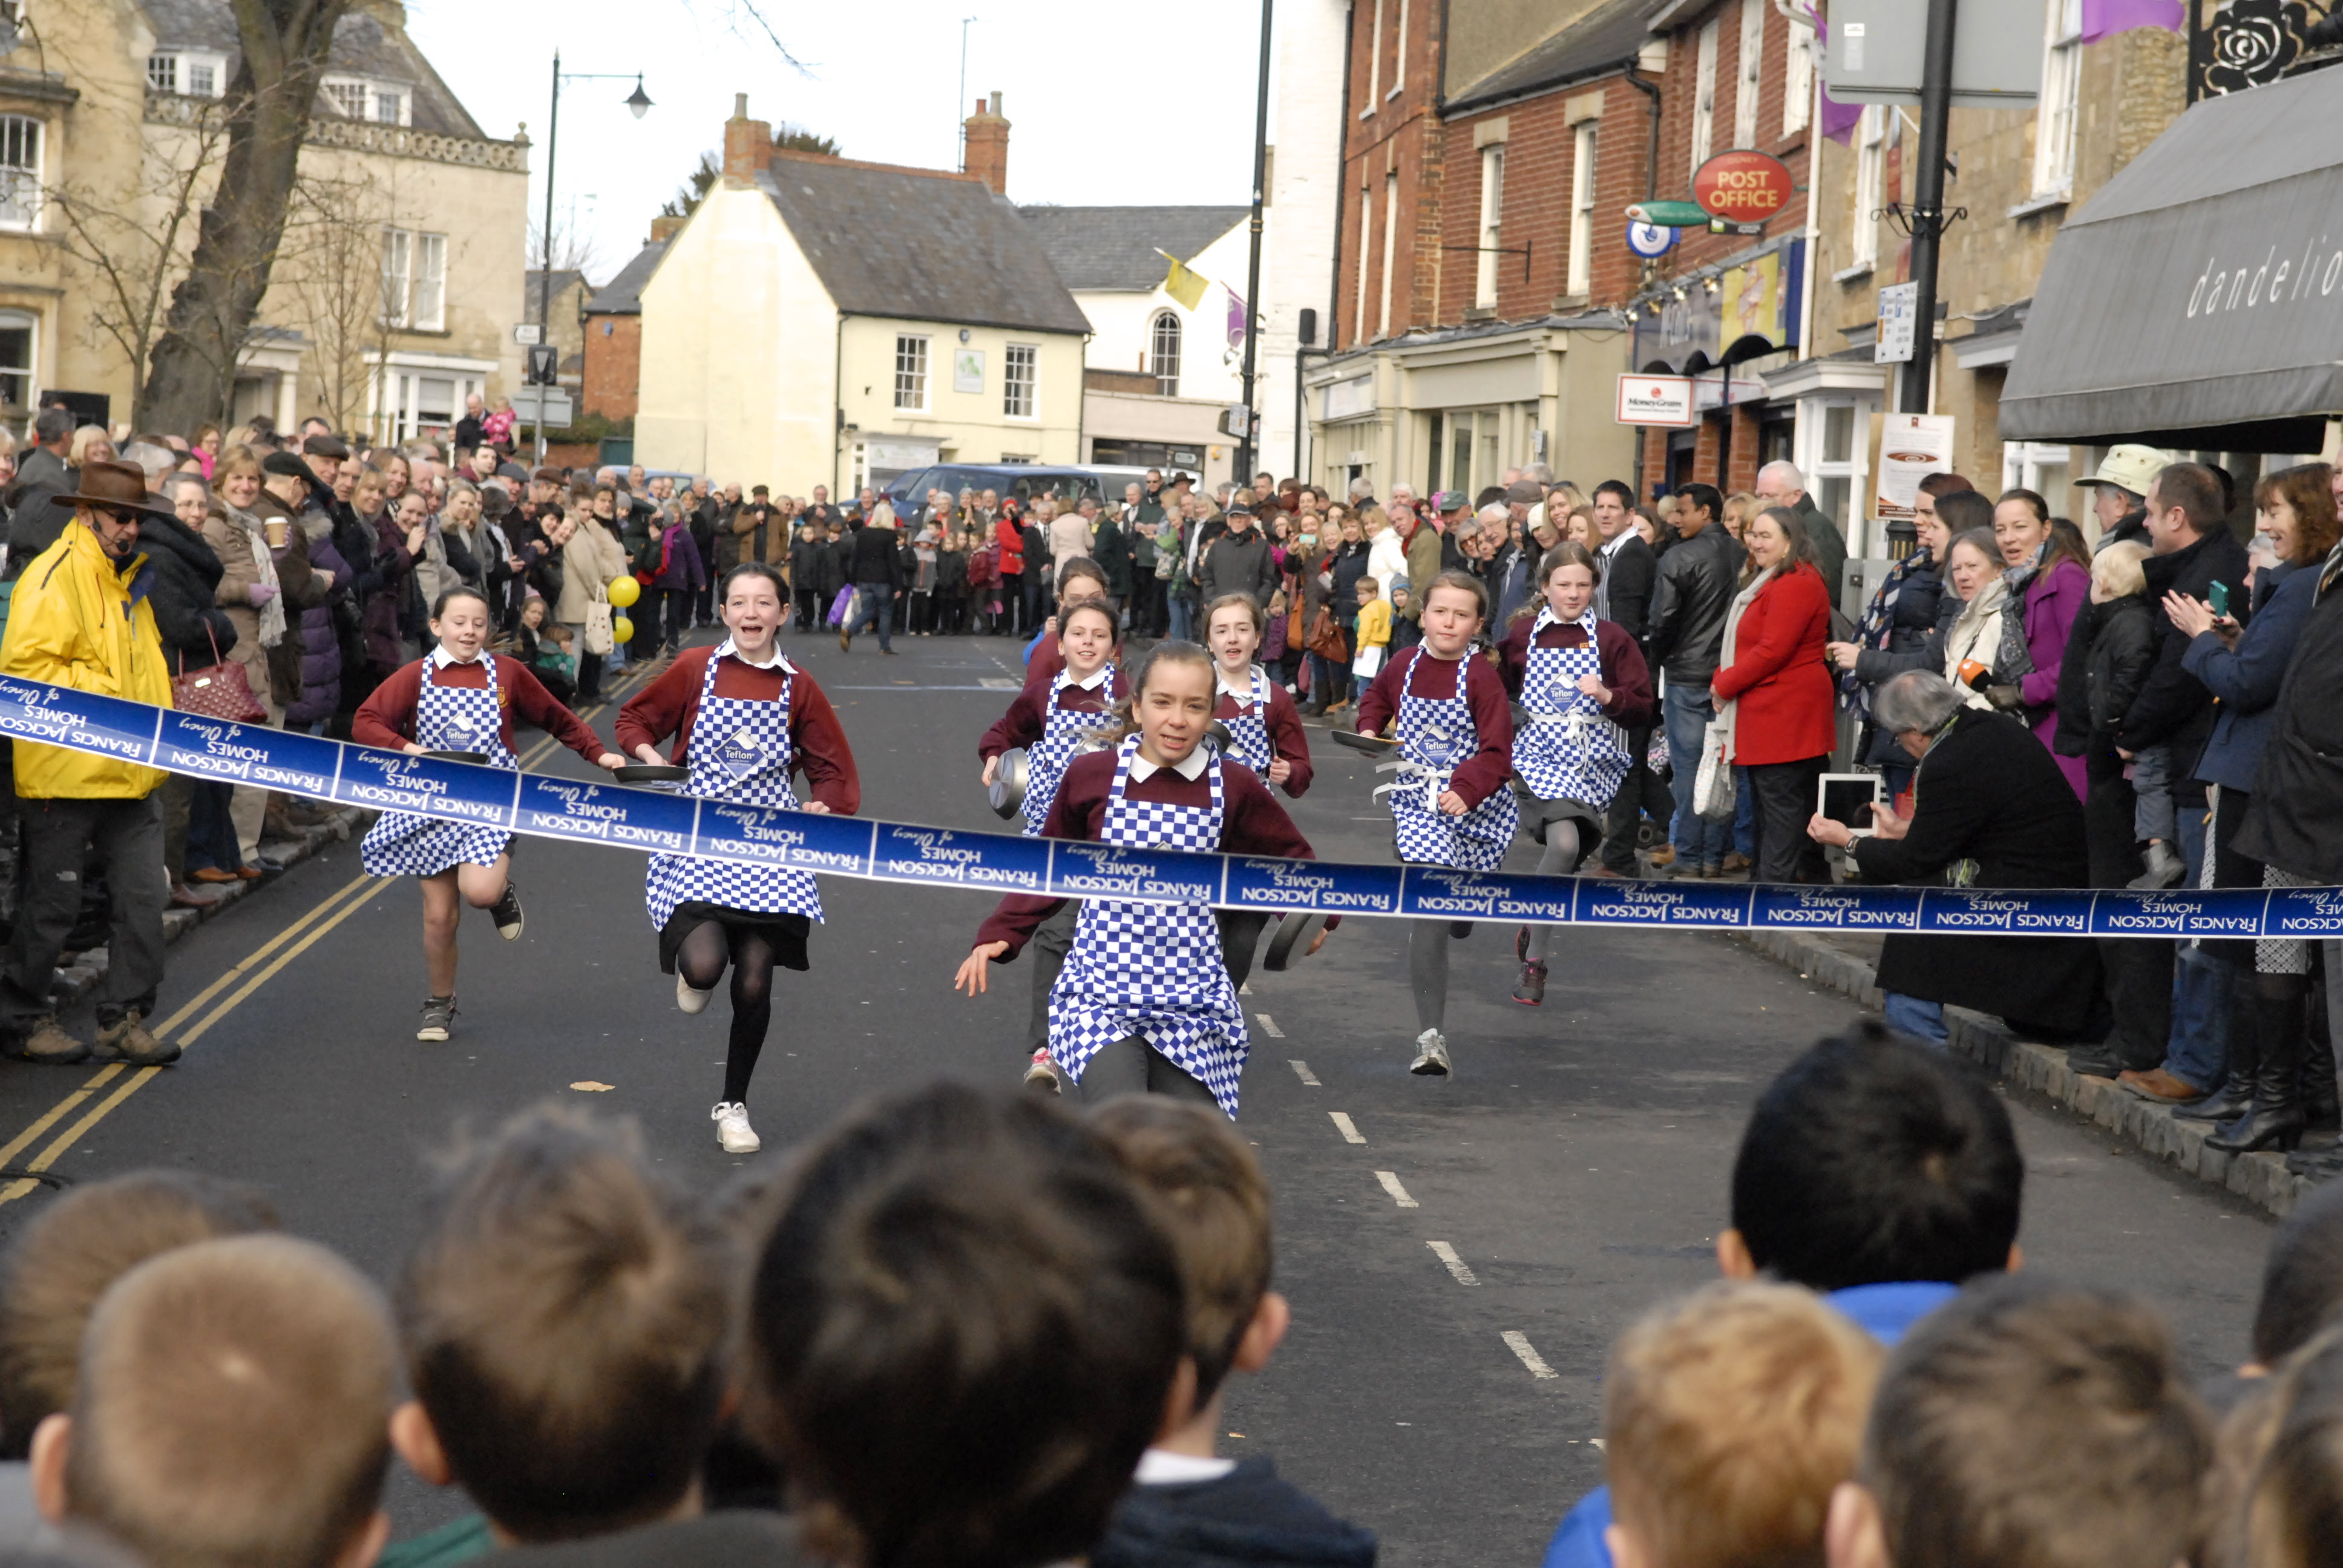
top-left (1999, 67), bottom-right (2343, 452)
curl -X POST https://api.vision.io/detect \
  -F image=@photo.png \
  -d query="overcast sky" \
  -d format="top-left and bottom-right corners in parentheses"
top-left (408, 0), bottom-right (1276, 288)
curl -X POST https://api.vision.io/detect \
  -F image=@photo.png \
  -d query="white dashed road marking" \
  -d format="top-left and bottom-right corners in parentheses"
top-left (1330, 1111), bottom-right (1365, 1143)
top-left (1427, 1240), bottom-right (1479, 1284)
top-left (1289, 1059), bottom-right (1321, 1086)
top-left (1256, 1013), bottom-right (1285, 1038)
top-left (1502, 1331), bottom-right (1558, 1379)
top-left (1375, 1170), bottom-right (1419, 1208)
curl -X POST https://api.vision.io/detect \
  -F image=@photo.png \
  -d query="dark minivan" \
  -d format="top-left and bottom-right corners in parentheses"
top-left (882, 463), bottom-right (1105, 512)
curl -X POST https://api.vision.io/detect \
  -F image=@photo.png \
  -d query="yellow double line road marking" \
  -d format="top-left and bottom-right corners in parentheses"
top-left (0, 871), bottom-right (390, 1204)
top-left (0, 653), bottom-right (672, 1205)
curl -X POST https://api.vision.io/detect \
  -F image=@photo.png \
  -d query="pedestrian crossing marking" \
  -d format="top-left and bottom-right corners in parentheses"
top-left (1256, 1013), bottom-right (1285, 1038)
top-left (1375, 1170), bottom-right (1418, 1208)
top-left (1428, 1240), bottom-right (1480, 1285)
top-left (1502, 1330), bottom-right (1558, 1379)
top-left (980, 677), bottom-right (1020, 688)
top-left (1289, 1059), bottom-right (1321, 1085)
top-left (1330, 1111), bottom-right (1365, 1143)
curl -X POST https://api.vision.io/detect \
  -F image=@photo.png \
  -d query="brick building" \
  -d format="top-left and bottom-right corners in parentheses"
top-left (1301, 0), bottom-right (1826, 505)
top-left (580, 224), bottom-right (672, 423)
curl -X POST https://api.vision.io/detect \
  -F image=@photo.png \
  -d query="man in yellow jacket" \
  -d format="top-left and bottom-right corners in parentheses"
top-left (0, 460), bottom-right (179, 1068)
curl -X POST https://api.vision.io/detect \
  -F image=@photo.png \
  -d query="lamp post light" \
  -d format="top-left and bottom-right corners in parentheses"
top-left (534, 52), bottom-right (651, 459)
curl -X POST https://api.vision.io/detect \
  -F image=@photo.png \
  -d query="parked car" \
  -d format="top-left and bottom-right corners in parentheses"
top-left (882, 464), bottom-right (1104, 513)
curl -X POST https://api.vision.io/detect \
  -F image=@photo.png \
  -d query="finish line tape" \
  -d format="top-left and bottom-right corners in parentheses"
top-left (3, 674), bottom-right (2336, 939)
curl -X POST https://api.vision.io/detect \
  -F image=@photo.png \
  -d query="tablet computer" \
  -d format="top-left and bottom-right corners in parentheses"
top-left (1818, 773), bottom-right (1884, 837)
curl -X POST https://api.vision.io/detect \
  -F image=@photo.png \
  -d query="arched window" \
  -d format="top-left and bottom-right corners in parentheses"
top-left (0, 117), bottom-right (41, 232)
top-left (1149, 310), bottom-right (1181, 397)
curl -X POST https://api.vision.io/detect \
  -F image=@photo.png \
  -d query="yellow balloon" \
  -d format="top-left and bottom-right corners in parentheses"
top-left (612, 615), bottom-right (634, 644)
top-left (607, 575), bottom-right (640, 608)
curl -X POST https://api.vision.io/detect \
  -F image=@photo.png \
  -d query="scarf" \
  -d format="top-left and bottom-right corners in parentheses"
top-left (222, 503), bottom-right (286, 648)
top-left (1838, 546), bottom-right (1935, 716)
top-left (1717, 562), bottom-right (1781, 763)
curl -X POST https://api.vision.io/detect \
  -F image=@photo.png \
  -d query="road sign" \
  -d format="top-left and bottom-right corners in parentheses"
top-left (1875, 281), bottom-right (1919, 364)
top-left (1616, 374), bottom-right (1697, 428)
top-left (513, 324), bottom-right (543, 345)
top-left (513, 387), bottom-right (574, 429)
top-left (1692, 150), bottom-right (1795, 224)
top-left (1627, 200), bottom-right (1713, 229)
top-left (1825, 0), bottom-right (2043, 106)
top-left (1627, 220), bottom-right (1678, 258)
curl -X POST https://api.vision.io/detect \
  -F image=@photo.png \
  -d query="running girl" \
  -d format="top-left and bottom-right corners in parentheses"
top-left (978, 598), bottom-right (1122, 1091)
top-left (954, 639), bottom-right (1317, 1115)
top-left (1204, 591), bottom-right (1320, 989)
top-left (616, 563), bottom-right (860, 1155)
top-left (355, 586), bottom-right (624, 1043)
top-left (1354, 569), bottom-right (1516, 1076)
top-left (1494, 543), bottom-right (1653, 1005)
top-left (1022, 555), bottom-right (1112, 684)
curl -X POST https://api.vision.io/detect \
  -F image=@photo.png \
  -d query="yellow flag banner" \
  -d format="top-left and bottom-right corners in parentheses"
top-left (1161, 253), bottom-right (1209, 311)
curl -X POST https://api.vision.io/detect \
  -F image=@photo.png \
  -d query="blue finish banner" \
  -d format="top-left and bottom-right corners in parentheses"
top-left (1, 675), bottom-right (2336, 937)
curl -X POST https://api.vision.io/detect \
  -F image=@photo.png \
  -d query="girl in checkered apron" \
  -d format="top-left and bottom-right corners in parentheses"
top-left (1353, 572), bottom-right (1518, 1077)
top-left (352, 587), bottom-right (626, 1043)
top-left (977, 598), bottom-right (1124, 1093)
top-left (1496, 543), bottom-right (1656, 1006)
top-left (616, 564), bottom-right (862, 1155)
top-left (1204, 592), bottom-right (1329, 988)
top-left (955, 640), bottom-right (1319, 1116)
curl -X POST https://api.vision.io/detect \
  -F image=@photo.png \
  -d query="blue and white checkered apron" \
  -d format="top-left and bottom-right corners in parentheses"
top-left (1219, 665), bottom-right (1275, 777)
top-left (1020, 665), bottom-right (1120, 837)
top-left (1047, 736), bottom-right (1249, 1118)
top-left (359, 656), bottom-right (516, 877)
top-left (1512, 607), bottom-right (1632, 808)
top-left (1377, 648), bottom-right (1519, 871)
top-left (644, 649), bottom-right (824, 929)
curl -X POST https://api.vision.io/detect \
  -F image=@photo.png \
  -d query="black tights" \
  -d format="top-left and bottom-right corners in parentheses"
top-left (677, 920), bottom-right (777, 1104)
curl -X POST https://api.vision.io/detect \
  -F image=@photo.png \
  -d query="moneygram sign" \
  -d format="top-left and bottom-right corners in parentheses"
top-left (1692, 151), bottom-right (1794, 224)
top-left (1617, 374), bottom-right (1696, 428)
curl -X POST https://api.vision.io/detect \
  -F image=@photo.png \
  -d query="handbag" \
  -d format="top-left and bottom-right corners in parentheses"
top-left (1692, 717), bottom-right (1737, 822)
top-left (583, 584), bottom-right (615, 656)
top-left (172, 624), bottom-right (267, 723)
top-left (1305, 606), bottom-right (1348, 662)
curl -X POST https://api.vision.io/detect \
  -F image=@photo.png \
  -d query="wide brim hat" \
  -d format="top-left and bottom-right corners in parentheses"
top-left (2080, 444), bottom-right (2166, 498)
top-left (56, 459), bottom-right (177, 520)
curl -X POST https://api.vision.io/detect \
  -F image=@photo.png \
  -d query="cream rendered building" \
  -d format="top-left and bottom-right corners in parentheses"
top-left (0, 0), bottom-right (525, 439)
top-left (635, 99), bottom-right (1090, 493)
top-left (1017, 204), bottom-right (1248, 488)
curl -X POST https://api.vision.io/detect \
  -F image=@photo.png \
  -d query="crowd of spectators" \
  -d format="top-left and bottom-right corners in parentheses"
top-left (0, 1025), bottom-right (2334, 1568)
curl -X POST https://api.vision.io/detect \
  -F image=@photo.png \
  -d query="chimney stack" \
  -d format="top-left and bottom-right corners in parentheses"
top-left (963, 91), bottom-right (1009, 195)
top-left (649, 216), bottom-right (683, 244)
top-left (723, 95), bottom-right (773, 181)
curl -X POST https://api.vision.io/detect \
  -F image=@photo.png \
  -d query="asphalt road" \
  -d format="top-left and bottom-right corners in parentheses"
top-left (0, 627), bottom-right (2277, 1566)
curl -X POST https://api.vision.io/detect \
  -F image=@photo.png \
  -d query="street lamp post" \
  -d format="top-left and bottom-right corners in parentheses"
top-left (535, 51), bottom-right (651, 461)
top-left (1235, 0), bottom-right (1273, 485)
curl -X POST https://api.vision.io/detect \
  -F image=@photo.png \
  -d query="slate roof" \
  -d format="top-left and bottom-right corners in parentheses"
top-left (137, 0), bottom-right (489, 139)
top-left (1012, 206), bottom-right (1248, 291)
top-left (1446, 0), bottom-right (1670, 114)
top-left (525, 269), bottom-right (591, 300)
top-left (755, 155), bottom-right (1091, 335)
top-left (582, 241), bottom-right (669, 316)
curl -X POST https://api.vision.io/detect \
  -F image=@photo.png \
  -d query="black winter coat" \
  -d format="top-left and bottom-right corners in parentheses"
top-left (2115, 524), bottom-right (2251, 772)
top-left (1646, 524), bottom-right (1746, 684)
top-left (139, 511), bottom-right (237, 672)
top-left (1855, 707), bottom-right (2101, 1035)
top-left (2237, 561), bottom-right (2343, 883)
top-left (849, 526), bottom-right (902, 589)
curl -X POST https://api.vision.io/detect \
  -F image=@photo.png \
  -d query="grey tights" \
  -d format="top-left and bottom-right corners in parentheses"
top-left (1411, 919), bottom-right (1453, 1033)
top-left (1523, 822), bottom-right (1582, 964)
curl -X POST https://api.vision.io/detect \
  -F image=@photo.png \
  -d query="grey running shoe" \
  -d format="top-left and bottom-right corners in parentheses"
top-left (416, 996), bottom-right (457, 1042)
top-left (1023, 1048), bottom-right (1063, 1094)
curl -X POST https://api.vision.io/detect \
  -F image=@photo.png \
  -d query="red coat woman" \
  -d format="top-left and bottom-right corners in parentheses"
top-left (1710, 508), bottom-right (1836, 883)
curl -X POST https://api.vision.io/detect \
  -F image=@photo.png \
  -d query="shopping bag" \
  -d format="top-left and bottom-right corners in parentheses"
top-left (827, 586), bottom-right (856, 627)
top-left (1693, 719), bottom-right (1735, 822)
top-left (583, 590), bottom-right (615, 656)
top-left (1351, 644), bottom-right (1386, 681)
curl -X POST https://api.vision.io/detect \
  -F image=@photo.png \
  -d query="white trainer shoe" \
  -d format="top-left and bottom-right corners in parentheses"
top-left (676, 973), bottom-right (714, 1014)
top-left (1409, 1029), bottom-right (1452, 1077)
top-left (712, 1101), bottom-right (761, 1154)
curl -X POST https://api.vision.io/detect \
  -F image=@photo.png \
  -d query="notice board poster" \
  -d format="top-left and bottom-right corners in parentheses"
top-left (1873, 413), bottom-right (1956, 523)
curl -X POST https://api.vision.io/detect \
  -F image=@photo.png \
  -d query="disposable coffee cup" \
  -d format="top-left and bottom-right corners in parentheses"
top-left (264, 518), bottom-right (288, 549)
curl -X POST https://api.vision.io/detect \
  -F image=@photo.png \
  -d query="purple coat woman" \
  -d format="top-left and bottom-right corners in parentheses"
top-left (2015, 554), bottom-right (2090, 800)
